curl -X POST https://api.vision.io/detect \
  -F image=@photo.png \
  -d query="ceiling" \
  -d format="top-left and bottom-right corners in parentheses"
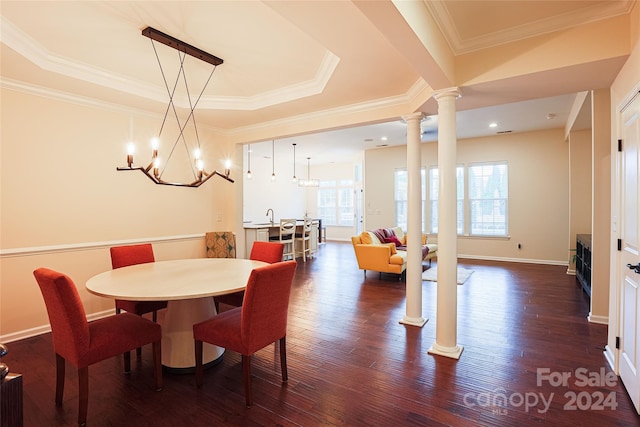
top-left (1, 1), bottom-right (634, 165)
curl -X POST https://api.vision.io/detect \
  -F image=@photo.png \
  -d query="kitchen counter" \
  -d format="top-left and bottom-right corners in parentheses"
top-left (243, 219), bottom-right (321, 257)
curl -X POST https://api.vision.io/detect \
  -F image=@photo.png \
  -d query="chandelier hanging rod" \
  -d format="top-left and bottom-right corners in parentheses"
top-left (141, 27), bottom-right (223, 66)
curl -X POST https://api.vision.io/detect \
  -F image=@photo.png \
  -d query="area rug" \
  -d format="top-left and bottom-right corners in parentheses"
top-left (421, 266), bottom-right (474, 285)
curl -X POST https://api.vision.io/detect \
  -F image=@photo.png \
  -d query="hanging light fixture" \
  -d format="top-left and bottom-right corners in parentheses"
top-left (298, 157), bottom-right (319, 187)
top-left (271, 140), bottom-right (276, 182)
top-left (291, 143), bottom-right (297, 183)
top-left (246, 144), bottom-right (252, 180)
top-left (117, 27), bottom-right (233, 187)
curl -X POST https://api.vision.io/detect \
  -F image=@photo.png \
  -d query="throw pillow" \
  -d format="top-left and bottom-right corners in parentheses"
top-left (383, 235), bottom-right (403, 247)
top-left (360, 231), bottom-right (372, 244)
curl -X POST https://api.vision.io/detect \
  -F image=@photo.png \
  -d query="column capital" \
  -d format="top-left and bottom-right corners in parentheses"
top-left (432, 87), bottom-right (461, 102)
top-left (402, 112), bottom-right (424, 123)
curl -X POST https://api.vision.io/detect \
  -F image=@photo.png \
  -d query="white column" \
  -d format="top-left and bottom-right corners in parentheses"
top-left (400, 112), bottom-right (428, 327)
top-left (428, 87), bottom-right (463, 359)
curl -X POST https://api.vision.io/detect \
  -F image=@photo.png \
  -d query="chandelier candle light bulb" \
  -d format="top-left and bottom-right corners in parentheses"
top-left (126, 142), bottom-right (135, 167)
top-left (151, 137), bottom-right (159, 158)
top-left (153, 157), bottom-right (161, 178)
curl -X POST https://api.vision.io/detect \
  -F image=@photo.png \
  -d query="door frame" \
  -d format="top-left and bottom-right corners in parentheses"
top-left (606, 84), bottom-right (640, 411)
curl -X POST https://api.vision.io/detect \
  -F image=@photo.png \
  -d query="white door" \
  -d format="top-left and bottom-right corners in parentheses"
top-left (619, 90), bottom-right (640, 413)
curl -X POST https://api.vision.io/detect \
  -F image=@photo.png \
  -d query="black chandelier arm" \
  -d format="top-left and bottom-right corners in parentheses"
top-left (117, 166), bottom-right (233, 187)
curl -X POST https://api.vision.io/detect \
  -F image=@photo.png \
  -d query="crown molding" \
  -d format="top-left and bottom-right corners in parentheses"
top-left (226, 78), bottom-right (431, 142)
top-left (1, 16), bottom-right (340, 111)
top-left (198, 51), bottom-right (340, 110)
top-left (424, 0), bottom-right (635, 55)
top-left (2, 76), bottom-right (429, 143)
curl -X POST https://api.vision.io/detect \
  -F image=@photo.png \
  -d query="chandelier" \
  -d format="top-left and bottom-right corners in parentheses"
top-left (117, 27), bottom-right (233, 187)
top-left (298, 157), bottom-right (319, 187)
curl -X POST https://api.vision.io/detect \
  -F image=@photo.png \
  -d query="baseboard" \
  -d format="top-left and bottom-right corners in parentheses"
top-left (588, 313), bottom-right (609, 325)
top-left (604, 345), bottom-right (618, 374)
top-left (457, 255), bottom-right (568, 266)
top-left (1, 309), bottom-right (113, 343)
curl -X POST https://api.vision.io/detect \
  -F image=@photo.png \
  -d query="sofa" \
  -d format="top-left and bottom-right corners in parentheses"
top-left (351, 226), bottom-right (437, 279)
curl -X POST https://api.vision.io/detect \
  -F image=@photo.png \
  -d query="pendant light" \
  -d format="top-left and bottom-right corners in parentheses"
top-left (292, 143), bottom-right (297, 183)
top-left (246, 144), bottom-right (252, 180)
top-left (299, 157), bottom-right (319, 187)
top-left (271, 140), bottom-right (276, 181)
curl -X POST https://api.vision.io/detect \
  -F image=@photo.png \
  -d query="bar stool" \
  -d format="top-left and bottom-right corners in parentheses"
top-left (295, 217), bottom-right (313, 262)
top-left (269, 219), bottom-right (296, 260)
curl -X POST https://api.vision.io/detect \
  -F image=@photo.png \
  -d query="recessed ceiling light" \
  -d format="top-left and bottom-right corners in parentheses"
top-left (489, 122), bottom-right (498, 128)
top-left (381, 136), bottom-right (388, 141)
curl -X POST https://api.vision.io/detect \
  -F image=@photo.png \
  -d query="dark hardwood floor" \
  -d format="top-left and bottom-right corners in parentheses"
top-left (4, 242), bottom-right (640, 426)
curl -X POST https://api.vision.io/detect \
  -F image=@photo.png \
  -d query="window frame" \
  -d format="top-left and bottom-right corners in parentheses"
top-left (394, 161), bottom-right (508, 237)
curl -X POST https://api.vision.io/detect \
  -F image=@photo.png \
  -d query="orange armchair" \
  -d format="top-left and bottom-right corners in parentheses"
top-left (214, 241), bottom-right (285, 311)
top-left (193, 260), bottom-right (297, 407)
top-left (33, 268), bottom-right (162, 426)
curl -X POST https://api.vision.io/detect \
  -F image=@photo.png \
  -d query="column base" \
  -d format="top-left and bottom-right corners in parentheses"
top-left (399, 316), bottom-right (428, 327)
top-left (428, 342), bottom-right (464, 359)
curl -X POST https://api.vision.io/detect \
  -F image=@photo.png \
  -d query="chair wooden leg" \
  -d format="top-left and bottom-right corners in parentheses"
top-left (123, 351), bottom-right (131, 373)
top-left (153, 340), bottom-right (162, 391)
top-left (136, 347), bottom-right (142, 358)
top-left (152, 310), bottom-right (158, 323)
top-left (242, 354), bottom-right (252, 407)
top-left (77, 366), bottom-right (89, 426)
top-left (194, 340), bottom-right (204, 388)
top-left (55, 354), bottom-right (65, 406)
top-left (279, 337), bottom-right (288, 383)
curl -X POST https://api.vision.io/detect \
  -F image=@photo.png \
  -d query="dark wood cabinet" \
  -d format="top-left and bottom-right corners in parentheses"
top-left (576, 234), bottom-right (592, 296)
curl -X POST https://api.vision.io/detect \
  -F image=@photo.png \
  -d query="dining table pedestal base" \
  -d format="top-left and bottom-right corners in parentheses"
top-left (159, 297), bottom-right (223, 373)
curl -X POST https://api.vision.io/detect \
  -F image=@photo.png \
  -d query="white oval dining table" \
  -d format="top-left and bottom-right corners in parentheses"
top-left (85, 258), bottom-right (267, 371)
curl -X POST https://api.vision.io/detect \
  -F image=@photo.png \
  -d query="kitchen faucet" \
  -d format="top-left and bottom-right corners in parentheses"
top-left (266, 208), bottom-right (274, 224)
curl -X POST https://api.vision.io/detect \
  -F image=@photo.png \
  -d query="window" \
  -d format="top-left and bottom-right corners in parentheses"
top-left (394, 169), bottom-right (426, 232)
top-left (468, 162), bottom-right (508, 236)
top-left (318, 179), bottom-right (354, 226)
top-left (395, 162), bottom-right (508, 237)
top-left (429, 166), bottom-right (464, 234)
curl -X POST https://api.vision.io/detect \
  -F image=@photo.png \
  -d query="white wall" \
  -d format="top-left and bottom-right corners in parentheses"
top-left (0, 87), bottom-right (237, 341)
top-left (568, 128), bottom-right (593, 269)
top-left (242, 143), bottom-right (309, 223)
top-left (242, 143), bottom-right (363, 241)
top-left (364, 128), bottom-right (571, 264)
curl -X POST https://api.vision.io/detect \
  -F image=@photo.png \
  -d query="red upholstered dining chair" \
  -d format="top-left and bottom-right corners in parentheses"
top-left (33, 268), bottom-right (162, 426)
top-left (110, 244), bottom-right (168, 322)
top-left (214, 241), bottom-right (285, 311)
top-left (250, 241), bottom-right (286, 264)
top-left (193, 260), bottom-right (297, 407)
